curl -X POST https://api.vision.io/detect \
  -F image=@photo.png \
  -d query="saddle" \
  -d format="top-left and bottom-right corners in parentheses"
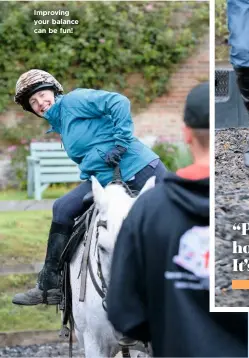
top-left (82, 190), bottom-right (94, 209)
top-left (59, 192), bottom-right (94, 266)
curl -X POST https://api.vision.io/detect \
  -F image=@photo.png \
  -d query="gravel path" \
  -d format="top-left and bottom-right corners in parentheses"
top-left (215, 128), bottom-right (249, 307)
top-left (0, 342), bottom-right (84, 357)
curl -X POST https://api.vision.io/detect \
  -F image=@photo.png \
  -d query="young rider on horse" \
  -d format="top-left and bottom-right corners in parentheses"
top-left (12, 69), bottom-right (167, 306)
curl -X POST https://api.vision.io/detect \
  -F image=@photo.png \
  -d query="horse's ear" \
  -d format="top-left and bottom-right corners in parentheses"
top-left (91, 176), bottom-right (108, 212)
top-left (137, 176), bottom-right (156, 198)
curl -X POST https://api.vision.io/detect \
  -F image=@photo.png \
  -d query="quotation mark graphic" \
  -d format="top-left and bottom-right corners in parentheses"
top-left (233, 223), bottom-right (249, 236)
top-left (233, 224), bottom-right (241, 231)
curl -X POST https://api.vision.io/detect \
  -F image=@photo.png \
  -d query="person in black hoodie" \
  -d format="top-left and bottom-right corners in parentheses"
top-left (107, 82), bottom-right (248, 357)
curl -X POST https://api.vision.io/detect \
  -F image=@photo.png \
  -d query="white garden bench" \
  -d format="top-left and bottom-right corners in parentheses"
top-left (27, 136), bottom-right (156, 200)
top-left (27, 142), bottom-right (81, 200)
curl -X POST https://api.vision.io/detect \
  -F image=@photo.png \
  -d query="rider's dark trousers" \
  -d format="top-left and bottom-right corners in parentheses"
top-left (53, 159), bottom-right (167, 226)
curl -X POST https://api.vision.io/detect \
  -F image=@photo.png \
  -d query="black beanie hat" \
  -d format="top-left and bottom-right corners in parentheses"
top-left (184, 82), bottom-right (209, 129)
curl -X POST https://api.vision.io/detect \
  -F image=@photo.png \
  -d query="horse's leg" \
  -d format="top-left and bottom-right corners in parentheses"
top-left (70, 241), bottom-right (87, 351)
top-left (74, 327), bottom-right (84, 352)
top-left (70, 254), bottom-right (115, 357)
top-left (83, 330), bottom-right (114, 358)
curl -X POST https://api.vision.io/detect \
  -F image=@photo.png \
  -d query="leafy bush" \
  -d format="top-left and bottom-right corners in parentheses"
top-left (152, 141), bottom-right (192, 172)
top-left (215, 0), bottom-right (228, 61)
top-left (7, 144), bottom-right (29, 190)
top-left (1, 116), bottom-right (60, 190)
top-left (215, 0), bottom-right (227, 40)
top-left (0, 118), bottom-right (55, 146)
top-left (0, 2), bottom-right (209, 112)
top-left (7, 135), bottom-right (63, 190)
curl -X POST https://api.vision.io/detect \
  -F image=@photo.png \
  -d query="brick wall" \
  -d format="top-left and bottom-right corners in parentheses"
top-left (133, 35), bottom-right (209, 142)
top-left (0, 35), bottom-right (209, 146)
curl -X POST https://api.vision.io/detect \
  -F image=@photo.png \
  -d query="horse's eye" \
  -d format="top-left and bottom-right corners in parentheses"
top-left (99, 244), bottom-right (108, 254)
top-left (97, 220), bottom-right (107, 230)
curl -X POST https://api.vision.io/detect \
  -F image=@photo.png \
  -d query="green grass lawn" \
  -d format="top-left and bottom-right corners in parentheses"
top-left (0, 274), bottom-right (61, 331)
top-left (0, 274), bottom-right (37, 292)
top-left (0, 293), bottom-right (61, 331)
top-left (0, 184), bottom-right (77, 201)
top-left (0, 210), bottom-right (52, 264)
top-left (0, 213), bottom-right (64, 332)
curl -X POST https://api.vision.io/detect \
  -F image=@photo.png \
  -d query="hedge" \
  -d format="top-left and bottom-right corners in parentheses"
top-left (215, 0), bottom-right (229, 61)
top-left (0, 1), bottom-right (209, 112)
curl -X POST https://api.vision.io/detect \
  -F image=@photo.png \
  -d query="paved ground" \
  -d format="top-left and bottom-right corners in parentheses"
top-left (0, 199), bottom-right (55, 211)
top-left (0, 262), bottom-right (43, 275)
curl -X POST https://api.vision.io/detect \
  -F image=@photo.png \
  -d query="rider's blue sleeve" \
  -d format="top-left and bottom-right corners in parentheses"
top-left (65, 89), bottom-right (134, 149)
top-left (227, 0), bottom-right (249, 67)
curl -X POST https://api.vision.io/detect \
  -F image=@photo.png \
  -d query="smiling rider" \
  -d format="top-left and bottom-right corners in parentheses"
top-left (12, 69), bottom-right (168, 306)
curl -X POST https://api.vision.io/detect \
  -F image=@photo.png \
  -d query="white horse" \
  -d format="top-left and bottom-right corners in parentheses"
top-left (69, 176), bottom-right (155, 358)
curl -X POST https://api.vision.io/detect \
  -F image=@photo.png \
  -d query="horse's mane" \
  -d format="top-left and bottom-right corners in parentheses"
top-left (107, 180), bottom-right (137, 198)
top-left (105, 183), bottom-right (134, 207)
top-left (99, 183), bottom-right (135, 239)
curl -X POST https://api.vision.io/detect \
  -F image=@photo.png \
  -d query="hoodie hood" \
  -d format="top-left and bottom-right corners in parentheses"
top-left (164, 171), bottom-right (209, 218)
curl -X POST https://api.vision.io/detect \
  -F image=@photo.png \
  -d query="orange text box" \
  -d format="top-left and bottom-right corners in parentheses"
top-left (232, 280), bottom-right (249, 289)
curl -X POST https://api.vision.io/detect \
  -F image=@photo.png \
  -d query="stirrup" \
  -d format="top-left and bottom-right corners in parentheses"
top-left (118, 336), bottom-right (138, 347)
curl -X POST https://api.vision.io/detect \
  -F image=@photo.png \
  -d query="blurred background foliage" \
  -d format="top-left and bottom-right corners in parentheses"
top-left (0, 1), bottom-right (207, 190)
top-left (215, 0), bottom-right (229, 62)
top-left (0, 1), bottom-right (209, 113)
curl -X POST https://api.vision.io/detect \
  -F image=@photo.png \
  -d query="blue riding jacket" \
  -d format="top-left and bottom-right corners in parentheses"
top-left (43, 89), bottom-right (158, 186)
top-left (227, 0), bottom-right (249, 67)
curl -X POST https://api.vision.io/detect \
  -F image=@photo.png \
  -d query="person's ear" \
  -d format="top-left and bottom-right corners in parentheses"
top-left (91, 176), bottom-right (108, 214)
top-left (182, 123), bottom-right (192, 145)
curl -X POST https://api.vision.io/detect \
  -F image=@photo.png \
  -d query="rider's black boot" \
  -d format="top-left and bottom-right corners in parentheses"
top-left (234, 67), bottom-right (249, 112)
top-left (234, 67), bottom-right (249, 167)
top-left (12, 222), bottom-right (73, 305)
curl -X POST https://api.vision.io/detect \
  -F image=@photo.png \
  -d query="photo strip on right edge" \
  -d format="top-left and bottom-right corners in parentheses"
top-left (215, 0), bottom-right (249, 311)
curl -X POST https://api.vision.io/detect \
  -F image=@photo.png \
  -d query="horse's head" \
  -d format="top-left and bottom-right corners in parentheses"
top-left (91, 176), bottom-right (156, 283)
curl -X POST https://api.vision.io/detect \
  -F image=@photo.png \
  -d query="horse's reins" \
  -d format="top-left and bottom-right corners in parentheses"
top-left (88, 219), bottom-right (108, 309)
top-left (78, 205), bottom-right (98, 301)
top-left (79, 166), bottom-right (136, 304)
top-left (79, 206), bottom-right (109, 305)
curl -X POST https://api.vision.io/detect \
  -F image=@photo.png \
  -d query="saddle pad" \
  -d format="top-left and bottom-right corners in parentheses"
top-left (59, 206), bottom-right (94, 266)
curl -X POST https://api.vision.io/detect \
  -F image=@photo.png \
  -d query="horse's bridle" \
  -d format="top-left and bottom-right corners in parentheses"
top-left (80, 179), bottom-right (137, 304)
top-left (88, 182), bottom-right (136, 309)
top-left (87, 218), bottom-right (109, 310)
top-left (89, 178), bottom-right (136, 300)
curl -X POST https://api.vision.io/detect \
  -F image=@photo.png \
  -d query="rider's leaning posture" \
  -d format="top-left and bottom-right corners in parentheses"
top-left (12, 69), bottom-right (167, 306)
top-left (227, 0), bottom-right (249, 165)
